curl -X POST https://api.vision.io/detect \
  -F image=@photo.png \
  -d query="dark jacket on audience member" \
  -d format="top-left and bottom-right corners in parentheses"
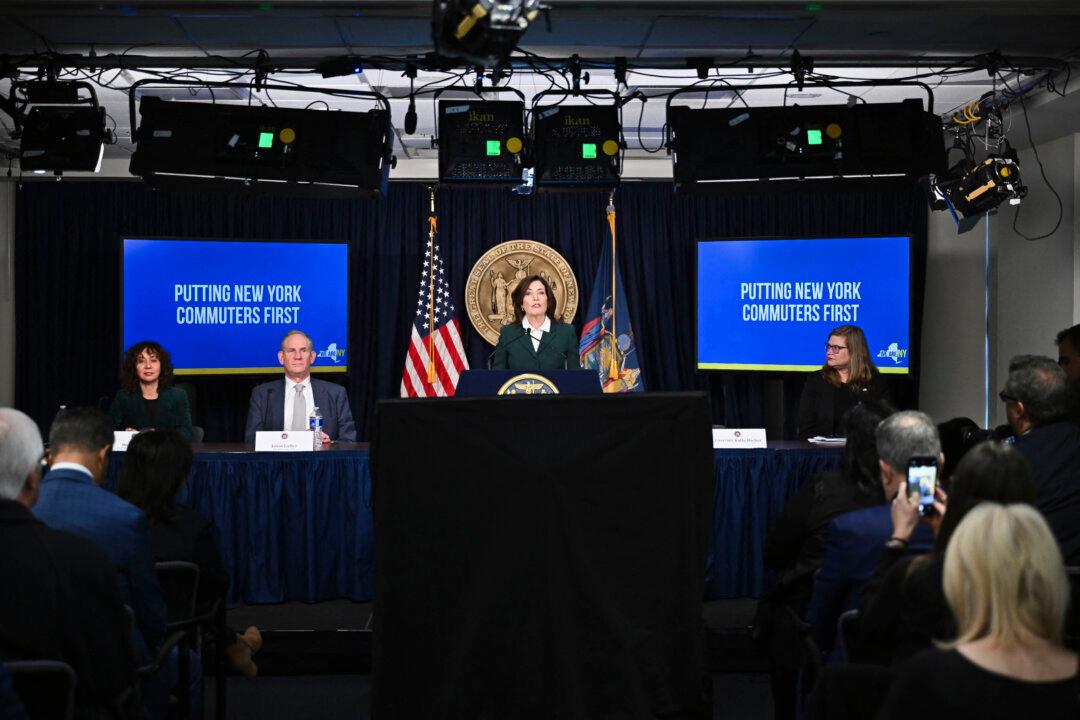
top-left (878, 647), bottom-right (1080, 720)
top-left (796, 372), bottom-right (891, 440)
top-left (1016, 421), bottom-right (1080, 564)
top-left (32, 467), bottom-right (167, 657)
top-left (764, 470), bottom-right (881, 610)
top-left (147, 505), bottom-right (229, 613)
top-left (855, 549), bottom-right (953, 665)
top-left (0, 499), bottom-right (134, 710)
top-left (805, 504), bottom-right (933, 652)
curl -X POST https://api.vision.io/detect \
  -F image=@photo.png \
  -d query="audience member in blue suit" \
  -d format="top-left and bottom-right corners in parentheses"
top-left (806, 410), bottom-right (940, 653)
top-left (33, 407), bottom-right (166, 655)
top-left (32, 407), bottom-right (173, 718)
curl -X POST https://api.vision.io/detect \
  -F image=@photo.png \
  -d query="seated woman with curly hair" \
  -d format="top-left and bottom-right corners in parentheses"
top-left (108, 340), bottom-right (193, 441)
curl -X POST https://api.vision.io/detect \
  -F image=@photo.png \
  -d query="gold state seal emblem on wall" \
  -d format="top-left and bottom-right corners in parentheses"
top-left (465, 240), bottom-right (579, 346)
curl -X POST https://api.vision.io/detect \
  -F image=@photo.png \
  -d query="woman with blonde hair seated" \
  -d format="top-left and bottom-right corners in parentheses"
top-left (879, 503), bottom-right (1080, 718)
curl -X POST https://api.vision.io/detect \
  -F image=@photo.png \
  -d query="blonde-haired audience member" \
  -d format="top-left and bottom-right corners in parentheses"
top-left (879, 503), bottom-right (1080, 719)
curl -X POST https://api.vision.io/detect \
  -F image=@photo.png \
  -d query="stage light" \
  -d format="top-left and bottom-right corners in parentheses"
top-left (928, 152), bottom-right (1026, 233)
top-left (532, 103), bottom-right (621, 188)
top-left (12, 81), bottom-right (109, 174)
top-left (130, 97), bottom-right (392, 196)
top-left (437, 99), bottom-right (526, 185)
top-left (667, 99), bottom-right (946, 189)
top-left (433, 0), bottom-right (543, 67)
top-left (19, 105), bottom-right (107, 173)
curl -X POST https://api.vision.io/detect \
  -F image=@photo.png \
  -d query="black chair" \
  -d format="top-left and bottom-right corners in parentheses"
top-left (834, 609), bottom-right (860, 665)
top-left (155, 561), bottom-right (228, 720)
top-left (6, 660), bottom-right (76, 720)
top-left (122, 603), bottom-right (187, 720)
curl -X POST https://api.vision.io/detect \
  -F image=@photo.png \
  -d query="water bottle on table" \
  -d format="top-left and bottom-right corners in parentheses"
top-left (309, 406), bottom-right (324, 449)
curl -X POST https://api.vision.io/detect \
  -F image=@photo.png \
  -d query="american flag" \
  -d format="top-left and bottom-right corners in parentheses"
top-left (399, 212), bottom-right (469, 397)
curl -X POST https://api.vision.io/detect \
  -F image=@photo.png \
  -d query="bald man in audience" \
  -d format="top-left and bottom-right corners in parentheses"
top-left (0, 408), bottom-right (133, 714)
top-left (1003, 355), bottom-right (1080, 563)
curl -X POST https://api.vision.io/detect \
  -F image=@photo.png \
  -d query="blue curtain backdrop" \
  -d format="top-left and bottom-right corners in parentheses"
top-left (14, 180), bottom-right (927, 440)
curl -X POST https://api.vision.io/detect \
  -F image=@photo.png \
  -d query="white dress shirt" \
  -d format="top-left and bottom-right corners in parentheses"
top-left (282, 376), bottom-right (314, 430)
top-left (521, 316), bottom-right (551, 353)
top-left (48, 462), bottom-right (94, 480)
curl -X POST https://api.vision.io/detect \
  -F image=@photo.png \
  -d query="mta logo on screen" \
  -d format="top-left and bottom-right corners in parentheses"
top-left (317, 343), bottom-right (346, 364)
top-left (877, 343), bottom-right (908, 364)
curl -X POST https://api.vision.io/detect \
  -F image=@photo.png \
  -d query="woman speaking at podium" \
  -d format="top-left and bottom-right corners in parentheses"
top-left (492, 275), bottom-right (582, 371)
top-left (108, 340), bottom-right (193, 441)
top-left (797, 324), bottom-right (890, 440)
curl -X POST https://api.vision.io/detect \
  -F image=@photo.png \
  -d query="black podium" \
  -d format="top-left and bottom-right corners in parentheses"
top-left (371, 392), bottom-right (713, 720)
top-left (456, 368), bottom-right (601, 396)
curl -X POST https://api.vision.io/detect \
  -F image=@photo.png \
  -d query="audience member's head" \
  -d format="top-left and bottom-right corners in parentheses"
top-left (840, 399), bottom-right (897, 500)
top-left (933, 441), bottom-right (1035, 552)
top-left (1003, 355), bottom-right (1068, 435)
top-left (0, 408), bottom-right (44, 507)
top-left (944, 503), bottom-right (1069, 648)
top-left (936, 416), bottom-right (981, 481)
top-left (118, 429), bottom-right (193, 524)
top-left (47, 407), bottom-right (115, 485)
top-left (875, 410), bottom-right (941, 499)
top-left (1055, 324), bottom-right (1080, 383)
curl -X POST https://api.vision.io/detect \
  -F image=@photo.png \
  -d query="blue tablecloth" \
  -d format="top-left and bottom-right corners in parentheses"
top-left (107, 448), bottom-right (373, 604)
top-left (706, 445), bottom-right (842, 599)
top-left (107, 444), bottom-right (837, 603)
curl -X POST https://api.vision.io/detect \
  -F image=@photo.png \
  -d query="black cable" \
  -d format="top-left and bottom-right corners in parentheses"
top-left (634, 95), bottom-right (663, 154)
top-left (997, 72), bottom-right (1064, 242)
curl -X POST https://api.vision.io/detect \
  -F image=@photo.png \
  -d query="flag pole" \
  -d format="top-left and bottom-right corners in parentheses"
top-left (427, 186), bottom-right (437, 384)
top-left (607, 191), bottom-right (619, 383)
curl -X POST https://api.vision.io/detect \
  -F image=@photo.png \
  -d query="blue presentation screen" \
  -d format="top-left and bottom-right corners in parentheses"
top-left (697, 236), bottom-right (911, 373)
top-left (123, 238), bottom-right (348, 375)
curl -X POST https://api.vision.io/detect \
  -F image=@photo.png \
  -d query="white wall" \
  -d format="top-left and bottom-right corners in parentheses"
top-left (919, 208), bottom-right (991, 424)
top-left (990, 133), bottom-right (1079, 426)
top-left (920, 132), bottom-right (1080, 427)
top-left (0, 180), bottom-right (14, 407)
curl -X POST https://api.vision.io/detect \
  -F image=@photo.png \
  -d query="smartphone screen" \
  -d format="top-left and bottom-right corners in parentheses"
top-left (907, 456), bottom-right (937, 515)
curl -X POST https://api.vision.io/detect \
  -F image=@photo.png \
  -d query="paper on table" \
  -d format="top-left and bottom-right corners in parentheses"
top-left (808, 436), bottom-right (847, 446)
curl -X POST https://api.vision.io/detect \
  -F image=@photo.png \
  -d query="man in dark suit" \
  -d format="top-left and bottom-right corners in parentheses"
top-left (806, 410), bottom-right (939, 652)
top-left (1004, 354), bottom-right (1080, 563)
top-left (244, 329), bottom-right (357, 444)
top-left (0, 407), bottom-right (133, 714)
top-left (31, 408), bottom-right (166, 660)
top-left (1054, 324), bottom-right (1080, 424)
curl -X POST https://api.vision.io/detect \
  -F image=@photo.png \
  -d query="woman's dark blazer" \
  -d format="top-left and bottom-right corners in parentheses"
top-left (108, 386), bottom-right (193, 440)
top-left (796, 370), bottom-right (891, 440)
top-left (492, 321), bottom-right (582, 371)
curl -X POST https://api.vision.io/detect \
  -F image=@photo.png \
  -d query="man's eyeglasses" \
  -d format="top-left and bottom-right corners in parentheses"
top-left (999, 390), bottom-right (1019, 404)
top-left (824, 343), bottom-right (848, 354)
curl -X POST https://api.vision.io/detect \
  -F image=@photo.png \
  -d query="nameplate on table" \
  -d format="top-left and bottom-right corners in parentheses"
top-left (112, 431), bottom-right (138, 452)
top-left (712, 428), bottom-right (767, 449)
top-left (255, 431), bottom-right (315, 452)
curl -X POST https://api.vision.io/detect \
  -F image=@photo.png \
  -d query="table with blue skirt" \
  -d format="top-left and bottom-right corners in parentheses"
top-left (106, 441), bottom-right (840, 603)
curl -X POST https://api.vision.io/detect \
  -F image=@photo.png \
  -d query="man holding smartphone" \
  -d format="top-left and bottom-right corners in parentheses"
top-left (806, 411), bottom-right (941, 653)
